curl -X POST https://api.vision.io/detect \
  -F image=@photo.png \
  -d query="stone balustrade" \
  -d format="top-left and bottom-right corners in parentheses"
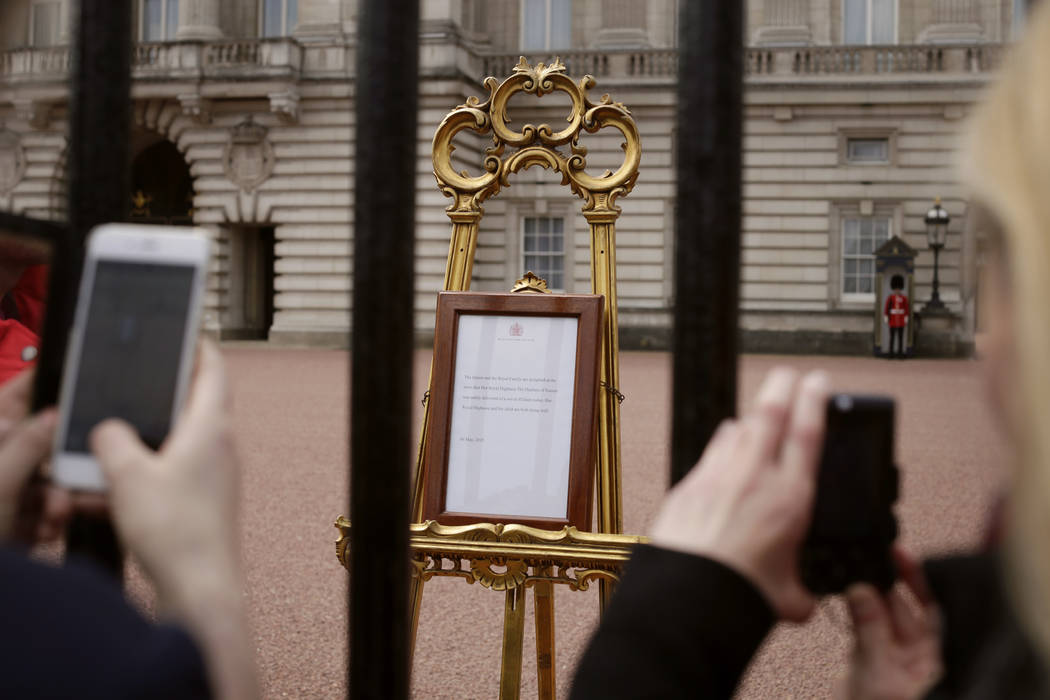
top-left (480, 43), bottom-right (1001, 82)
top-left (0, 40), bottom-right (1004, 87)
top-left (0, 38), bottom-right (303, 84)
top-left (745, 43), bottom-right (1002, 76)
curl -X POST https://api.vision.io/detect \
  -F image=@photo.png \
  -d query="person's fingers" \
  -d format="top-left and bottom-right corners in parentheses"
top-left (780, 371), bottom-right (830, 483)
top-left (681, 419), bottom-right (739, 485)
top-left (887, 588), bottom-right (924, 644)
top-left (0, 370), bottom-right (36, 436)
top-left (91, 419), bottom-right (153, 484)
top-left (0, 409), bottom-right (56, 490)
top-left (846, 583), bottom-right (895, 654)
top-left (741, 367), bottom-right (799, 467)
top-left (166, 340), bottom-right (228, 452)
top-left (894, 545), bottom-right (934, 606)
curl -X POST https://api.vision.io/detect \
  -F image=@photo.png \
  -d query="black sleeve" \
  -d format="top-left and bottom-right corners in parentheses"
top-left (0, 547), bottom-right (211, 700)
top-left (571, 545), bottom-right (775, 700)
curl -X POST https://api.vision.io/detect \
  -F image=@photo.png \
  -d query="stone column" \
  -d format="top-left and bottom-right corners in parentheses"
top-left (763, 0), bottom-right (808, 26)
top-left (596, 0), bottom-right (648, 47)
top-left (919, 0), bottom-right (981, 42)
top-left (58, 0), bottom-right (73, 43)
top-left (753, 0), bottom-right (811, 45)
top-left (295, 0), bottom-right (343, 37)
top-left (176, 0), bottom-right (223, 40)
top-left (931, 0), bottom-right (978, 24)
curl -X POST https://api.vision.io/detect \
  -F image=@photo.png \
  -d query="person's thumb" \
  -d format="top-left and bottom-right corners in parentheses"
top-left (846, 583), bottom-right (894, 654)
top-left (0, 409), bottom-right (56, 493)
top-left (90, 419), bottom-right (153, 486)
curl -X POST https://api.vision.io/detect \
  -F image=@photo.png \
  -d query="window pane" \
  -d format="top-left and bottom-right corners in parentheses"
top-left (844, 0), bottom-right (867, 44)
top-left (262, 0), bottom-right (283, 36)
top-left (859, 236), bottom-right (873, 255)
top-left (844, 275), bottom-right (857, 294)
top-left (858, 275), bottom-right (873, 294)
top-left (143, 0), bottom-right (163, 40)
top-left (32, 2), bottom-right (60, 46)
top-left (286, 0), bottom-right (298, 32)
top-left (549, 0), bottom-right (572, 49)
top-left (847, 138), bottom-right (889, 163)
top-left (871, 0), bottom-right (895, 43)
top-left (524, 217), bottom-right (535, 235)
top-left (165, 0), bottom-right (179, 39)
top-left (551, 217), bottom-right (563, 234)
top-left (844, 233), bottom-right (858, 255)
top-left (522, 0), bottom-right (547, 50)
top-left (538, 217), bottom-right (549, 235)
top-left (860, 258), bottom-right (874, 274)
top-left (844, 259), bottom-right (857, 275)
top-left (552, 231), bottom-right (564, 252)
top-left (875, 218), bottom-right (890, 238)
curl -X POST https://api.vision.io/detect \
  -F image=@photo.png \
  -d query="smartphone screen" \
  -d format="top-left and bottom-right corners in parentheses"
top-left (809, 395), bottom-right (895, 542)
top-left (63, 260), bottom-right (196, 453)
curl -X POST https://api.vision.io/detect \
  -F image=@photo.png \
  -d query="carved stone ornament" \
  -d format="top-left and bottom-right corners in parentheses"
top-left (222, 118), bottom-right (275, 193)
top-left (0, 129), bottom-right (27, 195)
top-left (432, 57), bottom-right (641, 218)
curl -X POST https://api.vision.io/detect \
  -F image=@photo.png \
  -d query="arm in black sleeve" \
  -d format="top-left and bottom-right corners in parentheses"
top-left (571, 544), bottom-right (775, 700)
top-left (0, 547), bottom-right (211, 700)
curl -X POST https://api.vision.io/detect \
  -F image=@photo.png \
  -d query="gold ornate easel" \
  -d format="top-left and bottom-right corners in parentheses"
top-left (336, 58), bottom-right (644, 699)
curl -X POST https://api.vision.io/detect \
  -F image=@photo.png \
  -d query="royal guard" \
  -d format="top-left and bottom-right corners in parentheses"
top-left (883, 274), bottom-right (910, 359)
top-left (0, 239), bottom-right (48, 384)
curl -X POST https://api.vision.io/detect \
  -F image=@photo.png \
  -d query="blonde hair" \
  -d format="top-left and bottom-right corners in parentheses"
top-left (965, 1), bottom-right (1050, 661)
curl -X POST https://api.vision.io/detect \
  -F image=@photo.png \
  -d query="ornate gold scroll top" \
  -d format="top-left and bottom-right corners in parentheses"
top-left (335, 518), bottom-right (646, 592)
top-left (511, 271), bottom-right (552, 294)
top-left (432, 57), bottom-right (641, 217)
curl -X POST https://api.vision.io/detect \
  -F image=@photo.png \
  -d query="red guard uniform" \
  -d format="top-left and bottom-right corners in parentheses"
top-left (0, 265), bottom-right (47, 384)
top-left (884, 292), bottom-right (909, 328)
top-left (883, 290), bottom-right (909, 358)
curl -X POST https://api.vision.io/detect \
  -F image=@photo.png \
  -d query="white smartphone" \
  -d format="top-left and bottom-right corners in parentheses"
top-left (51, 224), bottom-right (211, 491)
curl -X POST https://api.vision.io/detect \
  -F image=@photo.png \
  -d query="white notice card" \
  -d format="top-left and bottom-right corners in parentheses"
top-left (444, 314), bottom-right (579, 520)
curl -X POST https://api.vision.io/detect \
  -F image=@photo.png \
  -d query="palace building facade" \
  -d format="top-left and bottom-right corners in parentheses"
top-left (0, 0), bottom-right (1023, 352)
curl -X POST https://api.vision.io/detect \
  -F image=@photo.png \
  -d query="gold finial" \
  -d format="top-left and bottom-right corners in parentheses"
top-left (511, 271), bottom-right (552, 294)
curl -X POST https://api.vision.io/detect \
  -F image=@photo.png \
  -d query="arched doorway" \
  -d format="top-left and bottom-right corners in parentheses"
top-left (129, 140), bottom-right (194, 225)
top-left (128, 136), bottom-right (275, 339)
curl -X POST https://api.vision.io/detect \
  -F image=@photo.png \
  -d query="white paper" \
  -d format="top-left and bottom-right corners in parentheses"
top-left (444, 314), bottom-right (579, 520)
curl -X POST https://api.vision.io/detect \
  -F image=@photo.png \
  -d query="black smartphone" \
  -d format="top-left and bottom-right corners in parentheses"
top-left (799, 394), bottom-right (899, 595)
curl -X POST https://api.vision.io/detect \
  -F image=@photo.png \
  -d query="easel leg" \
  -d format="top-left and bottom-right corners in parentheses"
top-left (533, 580), bottom-right (556, 700)
top-left (408, 574), bottom-right (425, 668)
top-left (499, 586), bottom-right (527, 700)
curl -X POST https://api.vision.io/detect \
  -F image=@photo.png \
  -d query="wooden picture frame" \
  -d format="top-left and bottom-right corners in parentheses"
top-left (423, 291), bottom-right (604, 530)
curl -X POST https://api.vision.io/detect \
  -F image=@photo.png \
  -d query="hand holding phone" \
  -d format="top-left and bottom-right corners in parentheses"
top-left (800, 394), bottom-right (900, 595)
top-left (51, 224), bottom-right (210, 491)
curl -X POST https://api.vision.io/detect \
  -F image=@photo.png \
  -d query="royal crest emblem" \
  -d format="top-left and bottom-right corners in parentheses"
top-left (222, 118), bottom-right (275, 193)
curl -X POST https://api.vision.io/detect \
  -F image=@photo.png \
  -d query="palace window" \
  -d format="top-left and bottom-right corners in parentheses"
top-left (521, 0), bottom-right (572, 51)
top-left (141, 0), bottom-right (179, 41)
top-left (261, 0), bottom-right (299, 37)
top-left (1013, 0), bottom-right (1026, 37)
top-left (846, 137), bottom-right (890, 164)
top-left (843, 0), bottom-right (896, 45)
top-left (523, 216), bottom-right (565, 291)
top-left (842, 216), bottom-right (891, 298)
top-left (30, 0), bottom-right (62, 47)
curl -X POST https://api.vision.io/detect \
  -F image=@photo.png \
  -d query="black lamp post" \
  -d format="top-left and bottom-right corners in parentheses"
top-left (924, 198), bottom-right (949, 312)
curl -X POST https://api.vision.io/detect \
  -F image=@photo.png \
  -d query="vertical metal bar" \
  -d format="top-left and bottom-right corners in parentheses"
top-left (42, 0), bottom-right (133, 575)
top-left (349, 0), bottom-right (419, 698)
top-left (670, 0), bottom-right (743, 485)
